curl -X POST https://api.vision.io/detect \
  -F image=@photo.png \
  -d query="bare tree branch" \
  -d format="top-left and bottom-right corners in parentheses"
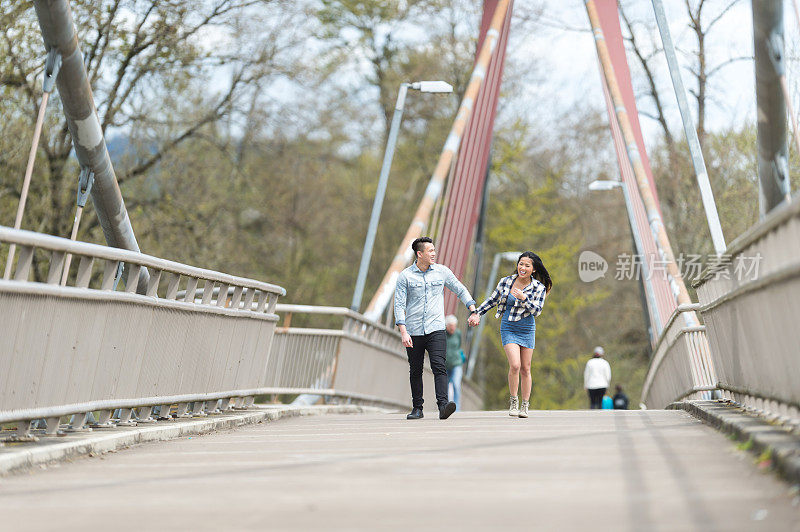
top-left (619, 3), bottom-right (674, 147)
top-left (705, 0), bottom-right (741, 31)
top-left (706, 54), bottom-right (752, 77)
top-left (119, 68), bottom-right (247, 184)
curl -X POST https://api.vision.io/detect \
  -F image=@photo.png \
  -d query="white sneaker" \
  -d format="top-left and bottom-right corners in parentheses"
top-left (509, 396), bottom-right (519, 417)
top-left (518, 400), bottom-right (529, 418)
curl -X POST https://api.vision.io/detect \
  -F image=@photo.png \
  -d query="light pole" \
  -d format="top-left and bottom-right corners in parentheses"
top-left (351, 81), bottom-right (454, 313)
top-left (589, 179), bottom-right (662, 343)
top-left (466, 251), bottom-right (519, 379)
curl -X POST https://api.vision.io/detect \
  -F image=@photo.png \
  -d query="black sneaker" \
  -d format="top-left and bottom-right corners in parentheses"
top-left (439, 401), bottom-right (456, 420)
top-left (406, 407), bottom-right (423, 419)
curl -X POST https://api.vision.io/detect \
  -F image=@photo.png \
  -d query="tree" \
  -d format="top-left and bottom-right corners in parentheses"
top-left (315, 0), bottom-right (444, 141)
top-left (0, 0), bottom-right (305, 261)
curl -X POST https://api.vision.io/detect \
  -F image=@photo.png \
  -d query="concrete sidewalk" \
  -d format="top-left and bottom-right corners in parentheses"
top-left (0, 409), bottom-right (798, 531)
top-left (0, 404), bottom-right (384, 476)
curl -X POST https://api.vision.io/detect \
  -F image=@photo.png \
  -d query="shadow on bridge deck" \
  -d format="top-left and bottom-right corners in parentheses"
top-left (0, 409), bottom-right (797, 531)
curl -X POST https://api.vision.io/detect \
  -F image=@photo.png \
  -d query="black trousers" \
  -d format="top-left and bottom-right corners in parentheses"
top-left (406, 330), bottom-right (448, 409)
top-left (588, 387), bottom-right (606, 409)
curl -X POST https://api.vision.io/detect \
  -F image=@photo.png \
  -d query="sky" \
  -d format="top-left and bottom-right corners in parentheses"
top-left (192, 0), bottom-right (800, 158)
top-left (516, 0), bottom-right (760, 149)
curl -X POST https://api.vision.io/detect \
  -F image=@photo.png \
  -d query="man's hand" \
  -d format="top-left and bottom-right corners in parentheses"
top-left (468, 314), bottom-right (480, 327)
top-left (401, 331), bottom-right (413, 347)
top-left (398, 325), bottom-right (412, 347)
top-left (510, 287), bottom-right (525, 299)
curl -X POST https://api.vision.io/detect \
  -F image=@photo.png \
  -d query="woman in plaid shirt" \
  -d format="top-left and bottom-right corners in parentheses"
top-left (468, 252), bottom-right (551, 418)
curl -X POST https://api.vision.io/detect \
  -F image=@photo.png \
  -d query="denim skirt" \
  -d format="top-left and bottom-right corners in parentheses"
top-left (500, 309), bottom-right (535, 349)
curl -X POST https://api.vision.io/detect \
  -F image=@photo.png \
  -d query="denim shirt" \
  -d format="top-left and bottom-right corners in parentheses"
top-left (394, 263), bottom-right (476, 336)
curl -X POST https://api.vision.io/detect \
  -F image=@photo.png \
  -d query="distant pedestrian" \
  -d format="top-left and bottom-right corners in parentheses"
top-left (613, 384), bottom-right (629, 410)
top-left (602, 394), bottom-right (613, 409)
top-left (469, 251), bottom-right (552, 419)
top-left (445, 315), bottom-right (464, 411)
top-left (395, 237), bottom-right (477, 420)
top-left (584, 346), bottom-right (611, 409)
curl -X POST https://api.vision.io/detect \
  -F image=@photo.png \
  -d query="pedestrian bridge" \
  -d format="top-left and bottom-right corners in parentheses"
top-left (2, 1), bottom-right (800, 530)
top-left (1, 199), bottom-right (799, 530)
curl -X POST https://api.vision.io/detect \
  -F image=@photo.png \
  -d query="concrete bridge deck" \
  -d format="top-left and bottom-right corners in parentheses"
top-left (1, 409), bottom-right (798, 531)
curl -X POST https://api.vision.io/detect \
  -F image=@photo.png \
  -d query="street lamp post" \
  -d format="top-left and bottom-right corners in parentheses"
top-left (589, 179), bottom-right (662, 343)
top-left (465, 251), bottom-right (519, 380)
top-left (350, 81), bottom-right (454, 313)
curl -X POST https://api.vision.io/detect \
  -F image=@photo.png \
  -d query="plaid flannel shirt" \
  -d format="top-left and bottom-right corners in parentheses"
top-left (476, 274), bottom-right (547, 321)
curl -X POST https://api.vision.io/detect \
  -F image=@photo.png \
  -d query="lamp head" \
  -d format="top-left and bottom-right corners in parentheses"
top-left (588, 180), bottom-right (622, 191)
top-left (411, 80), bottom-right (453, 93)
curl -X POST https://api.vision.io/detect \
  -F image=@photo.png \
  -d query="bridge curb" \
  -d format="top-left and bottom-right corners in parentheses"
top-left (669, 400), bottom-right (800, 484)
top-left (0, 404), bottom-right (387, 477)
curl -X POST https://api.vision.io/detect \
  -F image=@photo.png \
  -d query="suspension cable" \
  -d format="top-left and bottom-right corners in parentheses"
top-left (4, 49), bottom-right (61, 280)
top-left (60, 168), bottom-right (94, 285)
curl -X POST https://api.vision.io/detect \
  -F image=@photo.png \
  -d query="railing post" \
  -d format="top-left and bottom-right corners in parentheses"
top-left (191, 401), bottom-right (207, 417)
top-left (47, 250), bottom-right (66, 284)
top-left (75, 256), bottom-right (94, 288)
top-left (201, 280), bottom-right (214, 305)
top-left (146, 269), bottom-right (162, 297)
top-left (165, 273), bottom-right (180, 299)
top-left (157, 404), bottom-right (173, 420)
top-left (184, 277), bottom-right (198, 302)
top-left (243, 287), bottom-right (256, 310)
top-left (116, 408), bottom-right (135, 426)
top-left (44, 417), bottom-right (61, 436)
top-left (91, 410), bottom-right (113, 428)
top-left (101, 260), bottom-right (119, 290)
top-left (68, 412), bottom-right (90, 432)
top-left (216, 284), bottom-right (230, 307)
top-left (137, 406), bottom-right (155, 423)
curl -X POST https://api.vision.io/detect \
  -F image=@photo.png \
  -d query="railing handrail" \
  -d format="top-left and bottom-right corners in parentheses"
top-left (693, 193), bottom-right (800, 288)
top-left (272, 303), bottom-right (485, 406)
top-left (275, 303), bottom-right (401, 337)
top-left (648, 303), bottom-right (701, 357)
top-left (0, 226), bottom-right (285, 296)
top-left (642, 303), bottom-right (711, 406)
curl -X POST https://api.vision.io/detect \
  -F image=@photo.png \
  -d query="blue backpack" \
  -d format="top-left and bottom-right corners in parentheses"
top-left (602, 395), bottom-right (613, 409)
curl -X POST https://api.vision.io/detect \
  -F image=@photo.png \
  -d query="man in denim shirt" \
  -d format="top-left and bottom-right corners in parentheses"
top-left (395, 237), bottom-right (477, 419)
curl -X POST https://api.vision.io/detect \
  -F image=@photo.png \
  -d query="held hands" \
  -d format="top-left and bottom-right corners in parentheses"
top-left (468, 313), bottom-right (480, 327)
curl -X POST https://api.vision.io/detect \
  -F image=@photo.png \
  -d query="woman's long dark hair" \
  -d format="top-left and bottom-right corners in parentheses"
top-left (513, 251), bottom-right (552, 293)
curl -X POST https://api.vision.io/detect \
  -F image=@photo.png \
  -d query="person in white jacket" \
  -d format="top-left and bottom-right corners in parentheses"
top-left (584, 346), bottom-right (611, 409)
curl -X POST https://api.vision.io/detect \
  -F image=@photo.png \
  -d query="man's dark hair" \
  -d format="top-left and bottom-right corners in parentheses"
top-left (411, 237), bottom-right (433, 258)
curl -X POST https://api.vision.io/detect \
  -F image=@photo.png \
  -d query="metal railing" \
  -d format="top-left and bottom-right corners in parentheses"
top-left (0, 226), bottom-right (285, 439)
top-left (641, 304), bottom-right (717, 409)
top-left (694, 198), bottom-right (800, 425)
top-left (269, 305), bottom-right (484, 410)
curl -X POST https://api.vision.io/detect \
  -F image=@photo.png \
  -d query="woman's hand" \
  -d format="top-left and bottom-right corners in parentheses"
top-left (468, 314), bottom-right (480, 327)
top-left (510, 287), bottom-right (525, 299)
